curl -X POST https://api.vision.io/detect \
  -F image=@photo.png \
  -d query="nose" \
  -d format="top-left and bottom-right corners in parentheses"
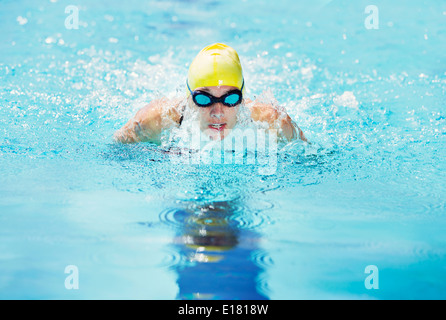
top-left (210, 102), bottom-right (224, 119)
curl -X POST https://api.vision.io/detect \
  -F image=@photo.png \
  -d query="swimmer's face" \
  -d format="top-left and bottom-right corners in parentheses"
top-left (190, 85), bottom-right (240, 141)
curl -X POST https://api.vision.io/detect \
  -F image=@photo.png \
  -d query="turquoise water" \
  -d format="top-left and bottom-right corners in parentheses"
top-left (1, 0), bottom-right (445, 299)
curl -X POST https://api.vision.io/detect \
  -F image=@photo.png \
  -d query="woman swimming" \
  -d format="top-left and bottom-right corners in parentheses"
top-left (114, 43), bottom-right (307, 144)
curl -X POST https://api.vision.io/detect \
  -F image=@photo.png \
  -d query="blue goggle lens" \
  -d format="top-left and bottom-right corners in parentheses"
top-left (224, 93), bottom-right (241, 105)
top-left (194, 94), bottom-right (212, 106)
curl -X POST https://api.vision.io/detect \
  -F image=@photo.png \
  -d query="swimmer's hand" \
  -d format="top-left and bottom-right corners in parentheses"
top-left (246, 99), bottom-right (307, 142)
top-left (114, 97), bottom-right (182, 144)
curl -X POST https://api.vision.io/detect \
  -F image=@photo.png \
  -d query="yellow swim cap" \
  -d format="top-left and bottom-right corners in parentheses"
top-left (187, 43), bottom-right (244, 94)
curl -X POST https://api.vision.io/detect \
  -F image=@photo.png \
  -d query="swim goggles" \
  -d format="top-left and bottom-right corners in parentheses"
top-left (187, 80), bottom-right (244, 107)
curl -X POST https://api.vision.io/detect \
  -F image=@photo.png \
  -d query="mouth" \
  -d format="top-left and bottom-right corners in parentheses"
top-left (208, 123), bottom-right (227, 132)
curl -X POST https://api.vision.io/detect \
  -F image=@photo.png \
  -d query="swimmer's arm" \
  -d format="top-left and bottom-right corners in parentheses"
top-left (113, 98), bottom-right (182, 144)
top-left (246, 99), bottom-right (307, 142)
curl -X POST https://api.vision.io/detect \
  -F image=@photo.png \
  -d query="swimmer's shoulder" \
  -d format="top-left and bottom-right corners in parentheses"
top-left (139, 96), bottom-right (185, 124)
top-left (244, 97), bottom-right (307, 142)
top-left (161, 96), bottom-right (186, 125)
top-left (244, 98), bottom-right (280, 123)
top-left (114, 96), bottom-right (186, 144)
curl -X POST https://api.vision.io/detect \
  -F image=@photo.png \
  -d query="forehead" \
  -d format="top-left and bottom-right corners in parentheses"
top-left (194, 85), bottom-right (238, 96)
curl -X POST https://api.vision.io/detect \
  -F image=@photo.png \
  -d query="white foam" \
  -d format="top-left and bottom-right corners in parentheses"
top-left (333, 91), bottom-right (359, 109)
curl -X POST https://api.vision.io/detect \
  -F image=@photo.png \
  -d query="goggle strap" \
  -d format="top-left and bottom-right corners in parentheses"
top-left (186, 80), bottom-right (193, 94)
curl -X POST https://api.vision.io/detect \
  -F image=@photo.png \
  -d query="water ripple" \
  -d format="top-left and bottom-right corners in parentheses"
top-left (157, 247), bottom-right (186, 269)
top-left (252, 249), bottom-right (275, 269)
top-left (227, 211), bottom-right (273, 230)
top-left (158, 207), bottom-right (185, 229)
top-left (159, 197), bottom-right (275, 232)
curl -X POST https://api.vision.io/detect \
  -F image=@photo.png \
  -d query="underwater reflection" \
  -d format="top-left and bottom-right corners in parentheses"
top-left (169, 199), bottom-right (269, 300)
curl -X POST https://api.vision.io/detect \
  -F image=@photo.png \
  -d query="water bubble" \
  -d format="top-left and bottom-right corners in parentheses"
top-left (17, 16), bottom-right (28, 25)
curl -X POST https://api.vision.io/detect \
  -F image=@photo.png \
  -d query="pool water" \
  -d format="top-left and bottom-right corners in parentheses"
top-left (1, 0), bottom-right (445, 299)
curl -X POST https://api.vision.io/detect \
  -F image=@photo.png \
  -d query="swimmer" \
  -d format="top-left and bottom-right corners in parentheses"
top-left (114, 43), bottom-right (307, 144)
